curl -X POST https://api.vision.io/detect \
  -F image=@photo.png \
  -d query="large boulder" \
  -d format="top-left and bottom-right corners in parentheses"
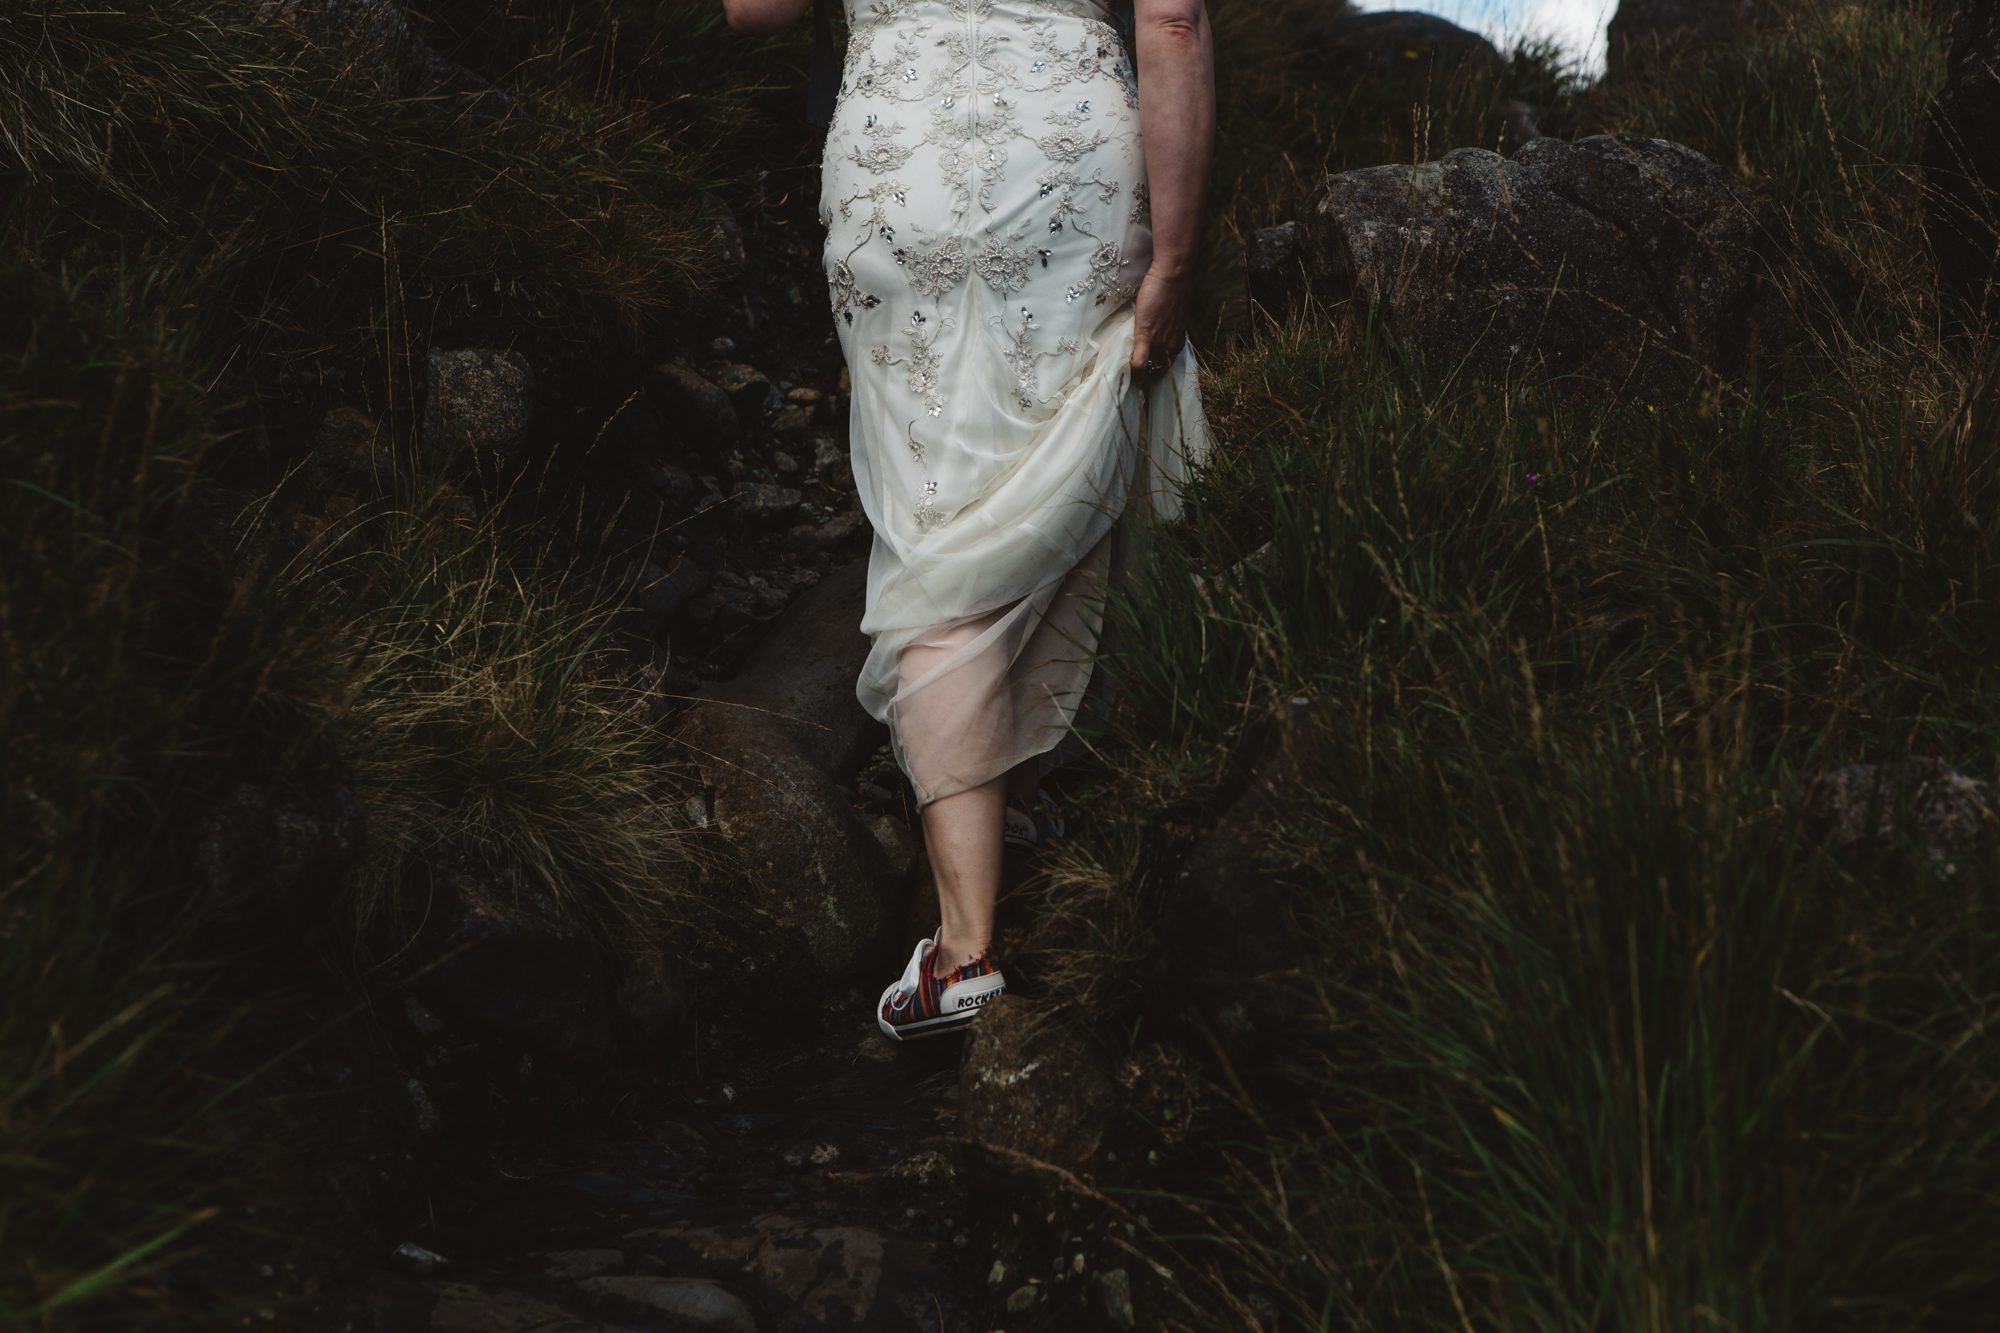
top-left (1294, 9), bottom-right (1507, 86)
top-left (675, 557), bottom-right (905, 987)
top-left (958, 995), bottom-right (1120, 1178)
top-left (1296, 133), bottom-right (1805, 400)
top-left (1605, 0), bottom-right (1777, 78)
top-left (1921, 0), bottom-right (2000, 340)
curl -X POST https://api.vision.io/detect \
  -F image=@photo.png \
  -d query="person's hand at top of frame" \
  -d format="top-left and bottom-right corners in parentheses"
top-left (723, 0), bottom-right (811, 35)
top-left (1127, 0), bottom-right (1215, 385)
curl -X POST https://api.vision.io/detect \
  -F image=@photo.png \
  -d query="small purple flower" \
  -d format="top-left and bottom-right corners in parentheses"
top-left (1524, 472), bottom-right (1541, 485)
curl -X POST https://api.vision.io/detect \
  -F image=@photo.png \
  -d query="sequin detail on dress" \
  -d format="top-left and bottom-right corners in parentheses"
top-left (819, 0), bottom-right (1213, 806)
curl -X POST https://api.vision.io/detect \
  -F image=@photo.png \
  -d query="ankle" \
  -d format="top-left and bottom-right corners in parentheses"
top-left (931, 935), bottom-right (990, 976)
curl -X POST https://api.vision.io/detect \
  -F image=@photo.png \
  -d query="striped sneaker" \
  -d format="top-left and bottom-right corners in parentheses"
top-left (1002, 804), bottom-right (1039, 852)
top-left (876, 928), bottom-right (1007, 1041)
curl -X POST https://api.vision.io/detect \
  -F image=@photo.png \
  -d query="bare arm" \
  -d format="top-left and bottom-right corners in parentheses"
top-left (1129, 0), bottom-right (1215, 378)
top-left (723, 0), bottom-right (812, 35)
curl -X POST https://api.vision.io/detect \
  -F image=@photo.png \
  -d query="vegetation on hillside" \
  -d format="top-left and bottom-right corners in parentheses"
top-left (2, 0), bottom-right (1991, 1326)
top-left (0, 1), bottom-right (812, 1322)
top-left (1020, 1), bottom-right (1999, 1328)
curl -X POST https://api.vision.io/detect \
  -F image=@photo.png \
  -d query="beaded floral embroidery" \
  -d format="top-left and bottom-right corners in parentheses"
top-left (821, 0), bottom-right (1146, 529)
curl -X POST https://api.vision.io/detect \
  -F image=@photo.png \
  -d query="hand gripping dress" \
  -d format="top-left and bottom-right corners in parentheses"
top-left (818, 0), bottom-right (1214, 807)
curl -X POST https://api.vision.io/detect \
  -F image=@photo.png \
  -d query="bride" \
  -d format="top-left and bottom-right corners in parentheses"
top-left (722, 0), bottom-right (1216, 1041)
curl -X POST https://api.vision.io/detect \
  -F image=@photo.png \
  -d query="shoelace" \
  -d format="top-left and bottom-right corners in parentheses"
top-left (887, 931), bottom-right (939, 1011)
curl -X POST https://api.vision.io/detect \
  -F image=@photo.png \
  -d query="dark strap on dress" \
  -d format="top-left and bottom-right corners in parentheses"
top-left (805, 1), bottom-right (838, 129)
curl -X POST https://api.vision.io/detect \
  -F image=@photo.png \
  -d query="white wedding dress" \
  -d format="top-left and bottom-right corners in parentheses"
top-left (818, 0), bottom-right (1214, 806)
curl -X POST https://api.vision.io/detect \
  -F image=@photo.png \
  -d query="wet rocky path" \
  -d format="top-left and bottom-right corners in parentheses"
top-left (368, 1012), bottom-right (1007, 1333)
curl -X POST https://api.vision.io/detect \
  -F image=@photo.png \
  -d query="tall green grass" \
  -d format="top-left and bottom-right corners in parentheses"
top-left (0, 0), bottom-right (793, 1319)
top-left (1026, 1), bottom-right (2000, 1326)
top-left (1052, 307), bottom-right (1999, 1330)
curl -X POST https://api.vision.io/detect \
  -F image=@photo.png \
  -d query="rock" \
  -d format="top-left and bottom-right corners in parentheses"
top-left (611, 949), bottom-right (690, 1047)
top-left (1606, 0), bottom-right (1775, 78)
top-left (653, 361), bottom-right (742, 456)
top-left (811, 433), bottom-right (849, 485)
top-left (660, 464), bottom-right (698, 510)
top-left (1296, 134), bottom-right (1805, 400)
top-left (1921, 0), bottom-right (2000, 340)
top-left (864, 804), bottom-right (916, 868)
top-left (771, 449), bottom-right (801, 476)
top-left (674, 726), bottom-right (901, 985)
top-left (399, 1075), bottom-right (443, 1137)
top-left (785, 386), bottom-right (825, 406)
top-left (626, 1215), bottom-right (888, 1325)
top-left (1295, 9), bottom-right (1506, 86)
top-left (959, 995), bottom-right (1120, 1175)
top-left (414, 1283), bottom-right (615, 1333)
top-left (620, 557), bottom-right (711, 639)
top-left (1005, 1284), bottom-right (1039, 1313)
top-left (792, 510), bottom-right (866, 552)
top-left (1096, 1268), bottom-right (1136, 1329)
top-left (785, 1225), bottom-right (883, 1323)
top-left (542, 1249), bottom-right (625, 1283)
top-left (684, 557), bottom-right (881, 778)
top-left (768, 403), bottom-right (814, 435)
top-left (1115, 1043), bottom-right (1208, 1153)
top-left (886, 1148), bottom-right (956, 1188)
top-left (1802, 756), bottom-right (1996, 869)
top-left (1245, 221), bottom-right (1305, 326)
top-left (575, 1276), bottom-right (756, 1332)
top-left (864, 812), bottom-right (922, 888)
top-left (675, 559), bottom-right (903, 985)
top-left (422, 348), bottom-right (535, 469)
top-left (711, 363), bottom-right (782, 423)
top-left (392, 1241), bottom-right (449, 1274)
top-left (700, 192), bottom-right (747, 277)
top-left (627, 1221), bottom-right (761, 1270)
top-left (735, 482), bottom-right (803, 526)
top-left (418, 851), bottom-right (611, 1063)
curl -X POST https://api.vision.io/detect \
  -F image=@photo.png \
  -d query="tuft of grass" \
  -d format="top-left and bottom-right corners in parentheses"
top-left (312, 492), bottom-right (716, 960)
